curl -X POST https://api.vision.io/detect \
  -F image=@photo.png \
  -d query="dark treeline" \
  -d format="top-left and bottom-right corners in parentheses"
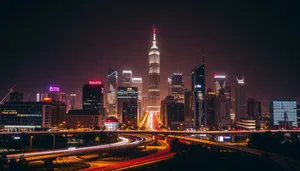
top-left (248, 131), bottom-right (300, 160)
top-left (135, 139), bottom-right (282, 171)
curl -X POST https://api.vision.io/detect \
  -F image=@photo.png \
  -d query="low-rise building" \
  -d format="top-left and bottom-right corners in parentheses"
top-left (0, 102), bottom-right (52, 131)
top-left (65, 110), bottom-right (102, 129)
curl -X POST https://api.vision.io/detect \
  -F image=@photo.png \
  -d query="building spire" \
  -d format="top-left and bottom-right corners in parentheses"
top-left (151, 25), bottom-right (157, 49)
top-left (152, 25), bottom-right (156, 41)
top-left (202, 49), bottom-right (205, 63)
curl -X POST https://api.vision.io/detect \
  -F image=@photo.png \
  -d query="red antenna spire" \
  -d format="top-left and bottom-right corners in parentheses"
top-left (153, 25), bottom-right (156, 34)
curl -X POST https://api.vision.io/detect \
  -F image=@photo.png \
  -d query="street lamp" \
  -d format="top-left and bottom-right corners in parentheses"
top-left (51, 134), bottom-right (55, 151)
top-left (29, 136), bottom-right (34, 152)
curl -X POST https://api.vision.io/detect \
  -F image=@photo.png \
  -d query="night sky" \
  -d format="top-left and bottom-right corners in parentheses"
top-left (1, 1), bottom-right (300, 101)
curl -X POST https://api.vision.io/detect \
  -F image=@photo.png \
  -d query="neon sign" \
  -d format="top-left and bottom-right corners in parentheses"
top-left (49, 86), bottom-right (60, 92)
top-left (89, 81), bottom-right (102, 85)
top-left (214, 75), bottom-right (226, 79)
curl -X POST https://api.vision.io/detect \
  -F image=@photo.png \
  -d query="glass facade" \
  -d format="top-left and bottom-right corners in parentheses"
top-left (107, 68), bottom-right (118, 116)
top-left (271, 101), bottom-right (297, 127)
top-left (169, 73), bottom-right (184, 102)
top-left (82, 83), bottom-right (104, 114)
top-left (0, 102), bottom-right (52, 130)
top-left (191, 62), bottom-right (205, 129)
top-left (235, 77), bottom-right (247, 120)
top-left (117, 87), bottom-right (138, 126)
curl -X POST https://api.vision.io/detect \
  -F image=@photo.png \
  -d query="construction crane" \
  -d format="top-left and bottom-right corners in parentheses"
top-left (0, 85), bottom-right (16, 104)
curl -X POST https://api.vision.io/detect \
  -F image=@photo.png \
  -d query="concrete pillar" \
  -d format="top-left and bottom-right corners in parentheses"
top-left (152, 135), bottom-right (155, 140)
top-left (231, 134), bottom-right (235, 143)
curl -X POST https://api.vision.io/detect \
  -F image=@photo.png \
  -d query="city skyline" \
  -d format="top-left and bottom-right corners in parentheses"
top-left (2, 1), bottom-right (300, 101)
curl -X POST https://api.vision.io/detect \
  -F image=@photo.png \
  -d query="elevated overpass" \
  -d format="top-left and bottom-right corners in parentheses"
top-left (0, 130), bottom-right (299, 136)
top-left (6, 134), bottom-right (153, 162)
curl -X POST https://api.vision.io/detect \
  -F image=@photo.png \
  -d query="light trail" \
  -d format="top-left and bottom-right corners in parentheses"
top-left (7, 136), bottom-right (131, 159)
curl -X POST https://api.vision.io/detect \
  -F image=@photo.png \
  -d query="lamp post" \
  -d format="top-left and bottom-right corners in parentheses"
top-left (29, 136), bottom-right (34, 152)
top-left (51, 134), bottom-right (55, 151)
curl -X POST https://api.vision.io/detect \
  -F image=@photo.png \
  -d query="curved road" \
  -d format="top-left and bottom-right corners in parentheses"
top-left (7, 134), bottom-right (152, 161)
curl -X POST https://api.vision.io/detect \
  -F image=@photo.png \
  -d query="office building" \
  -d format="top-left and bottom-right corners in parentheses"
top-left (214, 74), bottom-right (226, 96)
top-left (215, 89), bottom-right (231, 129)
top-left (65, 110), bottom-right (101, 129)
top-left (107, 68), bottom-right (118, 116)
top-left (270, 101), bottom-right (297, 128)
top-left (168, 73), bottom-right (184, 102)
top-left (75, 88), bottom-right (82, 109)
top-left (0, 102), bottom-right (52, 131)
top-left (261, 100), bottom-right (270, 117)
top-left (235, 77), bottom-right (247, 120)
top-left (65, 93), bottom-right (76, 112)
top-left (247, 98), bottom-right (261, 126)
top-left (147, 26), bottom-right (160, 112)
top-left (121, 70), bottom-right (132, 87)
top-left (206, 88), bottom-right (216, 129)
top-left (51, 101), bottom-right (67, 127)
top-left (297, 104), bottom-right (300, 127)
top-left (132, 77), bottom-right (143, 123)
top-left (117, 87), bottom-right (138, 126)
top-left (191, 53), bottom-right (205, 129)
top-left (184, 89), bottom-right (194, 127)
top-left (47, 86), bottom-right (66, 102)
top-left (82, 81), bottom-right (104, 115)
top-left (10, 92), bottom-right (23, 102)
top-left (160, 96), bottom-right (185, 130)
top-left (224, 86), bottom-right (231, 99)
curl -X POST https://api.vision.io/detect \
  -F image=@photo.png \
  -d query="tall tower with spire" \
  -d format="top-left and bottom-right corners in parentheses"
top-left (147, 26), bottom-right (160, 112)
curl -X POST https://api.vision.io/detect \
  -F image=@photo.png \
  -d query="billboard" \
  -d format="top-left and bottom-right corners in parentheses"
top-left (271, 101), bottom-right (297, 127)
top-left (49, 86), bottom-right (60, 92)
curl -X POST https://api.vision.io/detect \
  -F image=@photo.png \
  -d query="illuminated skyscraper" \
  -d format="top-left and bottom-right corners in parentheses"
top-left (82, 81), bottom-right (104, 114)
top-left (121, 70), bottom-right (132, 87)
top-left (107, 68), bottom-right (118, 116)
top-left (214, 74), bottom-right (226, 96)
top-left (132, 77), bottom-right (142, 124)
top-left (147, 26), bottom-right (160, 112)
top-left (169, 73), bottom-right (184, 102)
top-left (235, 77), bottom-right (247, 120)
top-left (117, 87), bottom-right (138, 126)
top-left (191, 53), bottom-right (205, 129)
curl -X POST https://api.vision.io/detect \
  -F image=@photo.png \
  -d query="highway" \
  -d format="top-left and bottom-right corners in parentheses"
top-left (1, 129), bottom-right (300, 136)
top-left (177, 136), bottom-right (300, 171)
top-left (82, 112), bottom-right (175, 171)
top-left (7, 134), bottom-right (153, 161)
top-left (83, 139), bottom-right (174, 171)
